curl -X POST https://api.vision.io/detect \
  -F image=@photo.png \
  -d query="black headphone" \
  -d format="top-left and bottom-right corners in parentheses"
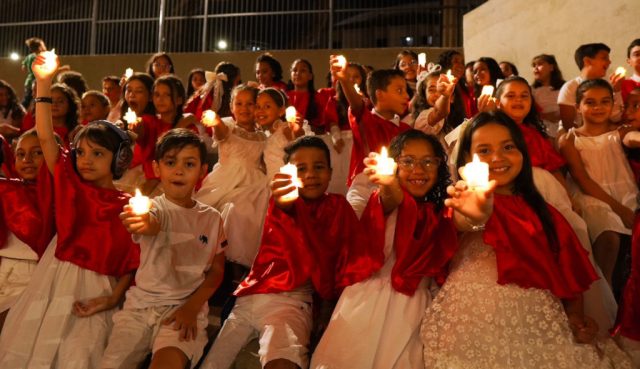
top-left (71, 120), bottom-right (133, 180)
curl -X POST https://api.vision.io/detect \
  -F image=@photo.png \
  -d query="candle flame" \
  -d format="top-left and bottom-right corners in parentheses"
top-left (336, 55), bottom-right (347, 69)
top-left (446, 69), bottom-right (454, 81)
top-left (481, 85), bottom-right (495, 97)
top-left (123, 108), bottom-right (138, 123)
top-left (202, 110), bottom-right (217, 127)
top-left (129, 188), bottom-right (151, 215)
top-left (285, 106), bottom-right (297, 123)
top-left (354, 84), bottom-right (361, 94)
top-left (125, 68), bottom-right (134, 78)
top-left (418, 53), bottom-right (427, 67)
top-left (615, 66), bottom-right (626, 78)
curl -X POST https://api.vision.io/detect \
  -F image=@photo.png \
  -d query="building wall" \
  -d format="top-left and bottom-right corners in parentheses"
top-left (463, 0), bottom-right (640, 83)
top-left (0, 47), bottom-right (456, 100)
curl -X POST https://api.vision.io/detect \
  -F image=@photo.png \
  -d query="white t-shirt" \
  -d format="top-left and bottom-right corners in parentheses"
top-left (533, 86), bottom-right (560, 137)
top-left (125, 194), bottom-right (225, 309)
top-left (557, 76), bottom-right (623, 128)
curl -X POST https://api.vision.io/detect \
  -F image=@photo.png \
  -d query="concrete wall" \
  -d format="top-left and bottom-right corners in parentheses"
top-left (463, 0), bottom-right (640, 83)
top-left (0, 47), bottom-right (457, 99)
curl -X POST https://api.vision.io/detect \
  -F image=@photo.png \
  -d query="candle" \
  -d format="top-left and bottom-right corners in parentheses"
top-left (202, 110), bottom-right (217, 127)
top-left (285, 106), bottom-right (297, 124)
top-left (461, 154), bottom-right (489, 190)
top-left (375, 147), bottom-right (396, 176)
top-left (279, 163), bottom-right (302, 201)
top-left (480, 85), bottom-right (495, 97)
top-left (418, 53), bottom-right (427, 67)
top-left (123, 108), bottom-right (138, 124)
top-left (125, 68), bottom-right (134, 79)
top-left (336, 55), bottom-right (347, 70)
top-left (615, 66), bottom-right (626, 78)
top-left (354, 83), bottom-right (361, 94)
top-left (446, 69), bottom-right (454, 82)
top-left (38, 48), bottom-right (57, 72)
top-left (129, 188), bottom-right (151, 215)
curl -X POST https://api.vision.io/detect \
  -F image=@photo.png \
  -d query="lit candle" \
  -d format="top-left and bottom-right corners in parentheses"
top-left (279, 163), bottom-right (302, 201)
top-left (615, 66), bottom-right (627, 78)
top-left (480, 85), bottom-right (495, 97)
top-left (123, 108), bottom-right (138, 124)
top-left (354, 83), bottom-right (361, 94)
top-left (375, 147), bottom-right (396, 176)
top-left (125, 68), bottom-right (134, 79)
top-left (285, 106), bottom-right (297, 124)
top-left (39, 48), bottom-right (57, 72)
top-left (202, 110), bottom-right (217, 127)
top-left (446, 69), bottom-right (454, 82)
top-left (336, 55), bottom-right (347, 70)
top-left (461, 154), bottom-right (489, 190)
top-left (418, 53), bottom-right (427, 67)
top-left (129, 188), bottom-right (151, 215)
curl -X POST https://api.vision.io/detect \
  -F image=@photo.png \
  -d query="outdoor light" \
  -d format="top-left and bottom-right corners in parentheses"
top-left (217, 39), bottom-right (228, 50)
top-left (9, 52), bottom-right (19, 61)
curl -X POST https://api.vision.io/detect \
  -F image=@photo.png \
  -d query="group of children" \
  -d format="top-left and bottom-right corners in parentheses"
top-left (0, 36), bottom-right (639, 369)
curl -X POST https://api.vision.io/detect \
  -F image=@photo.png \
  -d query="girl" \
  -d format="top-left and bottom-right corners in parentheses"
top-left (393, 50), bottom-right (419, 98)
top-left (311, 130), bottom-right (457, 369)
top-left (184, 62), bottom-right (240, 120)
top-left (257, 88), bottom-right (302, 178)
top-left (497, 76), bottom-right (618, 336)
top-left (145, 52), bottom-right (174, 79)
top-left (186, 68), bottom-right (206, 98)
top-left (195, 84), bottom-right (269, 269)
top-left (80, 90), bottom-right (110, 125)
top-left (473, 57), bottom-right (504, 112)
top-left (422, 111), bottom-right (632, 368)
top-left (531, 54), bottom-right (566, 138)
top-left (321, 62), bottom-right (367, 194)
top-left (0, 52), bottom-right (139, 369)
top-left (286, 59), bottom-right (321, 132)
top-left (255, 53), bottom-right (287, 91)
top-left (499, 61), bottom-right (519, 78)
top-left (437, 50), bottom-right (475, 127)
top-left (22, 83), bottom-right (80, 146)
top-left (0, 80), bottom-right (25, 141)
top-left (559, 79), bottom-right (639, 287)
top-left (119, 73), bottom-right (155, 120)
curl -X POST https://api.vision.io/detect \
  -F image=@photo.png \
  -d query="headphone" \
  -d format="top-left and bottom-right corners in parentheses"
top-left (71, 120), bottom-right (133, 180)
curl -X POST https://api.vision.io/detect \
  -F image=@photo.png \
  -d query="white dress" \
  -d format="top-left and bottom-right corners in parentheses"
top-left (0, 236), bottom-right (118, 369)
top-left (310, 210), bottom-right (429, 369)
top-left (263, 120), bottom-right (291, 180)
top-left (319, 130), bottom-right (353, 196)
top-left (0, 232), bottom-right (39, 313)
top-left (569, 128), bottom-right (638, 241)
top-left (421, 232), bottom-right (633, 369)
top-left (195, 121), bottom-right (269, 268)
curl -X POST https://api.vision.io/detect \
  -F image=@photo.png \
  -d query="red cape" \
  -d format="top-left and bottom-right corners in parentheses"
top-left (1, 134), bottom-right (18, 178)
top-left (130, 115), bottom-right (172, 180)
top-left (52, 150), bottom-right (140, 277)
top-left (483, 194), bottom-right (598, 299)
top-left (518, 123), bottom-right (566, 172)
top-left (614, 213), bottom-right (640, 340)
top-left (347, 191), bottom-right (458, 296)
top-left (235, 194), bottom-right (366, 301)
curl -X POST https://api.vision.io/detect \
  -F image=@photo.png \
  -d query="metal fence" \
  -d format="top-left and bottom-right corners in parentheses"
top-left (0, 0), bottom-right (486, 57)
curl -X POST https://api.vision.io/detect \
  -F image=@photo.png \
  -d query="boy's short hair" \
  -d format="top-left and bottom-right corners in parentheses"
top-left (628, 39), bottom-right (640, 58)
top-left (576, 79), bottom-right (613, 104)
top-left (155, 128), bottom-right (207, 163)
top-left (283, 136), bottom-right (331, 169)
top-left (25, 37), bottom-right (44, 53)
top-left (366, 69), bottom-right (405, 105)
top-left (574, 43), bottom-right (610, 70)
top-left (102, 75), bottom-right (121, 85)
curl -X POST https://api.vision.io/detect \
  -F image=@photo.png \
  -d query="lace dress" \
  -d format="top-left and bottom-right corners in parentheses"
top-left (263, 120), bottom-right (291, 179)
top-left (195, 121), bottom-right (269, 267)
top-left (421, 232), bottom-right (632, 369)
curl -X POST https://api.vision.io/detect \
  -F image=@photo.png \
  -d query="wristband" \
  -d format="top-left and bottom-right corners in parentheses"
top-left (34, 97), bottom-right (53, 104)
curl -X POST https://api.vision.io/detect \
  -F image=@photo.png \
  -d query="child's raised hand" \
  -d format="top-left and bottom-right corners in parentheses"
top-left (329, 55), bottom-right (346, 80)
top-left (362, 152), bottom-right (398, 187)
top-left (31, 53), bottom-right (59, 82)
top-left (444, 179), bottom-right (497, 225)
top-left (437, 74), bottom-right (457, 98)
top-left (163, 304), bottom-right (200, 342)
top-left (610, 71), bottom-right (625, 92)
top-left (477, 94), bottom-right (497, 113)
top-left (72, 296), bottom-right (114, 317)
top-left (120, 204), bottom-right (153, 234)
top-left (271, 172), bottom-right (298, 207)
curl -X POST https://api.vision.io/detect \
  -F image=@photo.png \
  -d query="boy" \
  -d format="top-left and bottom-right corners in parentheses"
top-left (557, 42), bottom-right (624, 130)
top-left (101, 128), bottom-right (226, 369)
top-left (622, 39), bottom-right (640, 103)
top-left (200, 136), bottom-right (367, 369)
top-left (21, 37), bottom-right (46, 107)
top-left (102, 76), bottom-right (123, 122)
top-left (329, 56), bottom-right (411, 186)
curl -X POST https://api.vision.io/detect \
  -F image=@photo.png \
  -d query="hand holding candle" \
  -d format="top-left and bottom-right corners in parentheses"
top-left (335, 55), bottom-right (347, 70)
top-left (460, 154), bottom-right (489, 190)
top-left (480, 85), bottom-right (495, 97)
top-left (285, 106), bottom-right (297, 124)
top-left (446, 69), bottom-right (454, 82)
top-left (123, 108), bottom-right (139, 125)
top-left (615, 66), bottom-right (626, 78)
top-left (202, 110), bottom-right (218, 127)
top-left (375, 147), bottom-right (396, 176)
top-left (279, 163), bottom-right (302, 201)
top-left (32, 49), bottom-right (59, 78)
top-left (129, 188), bottom-right (151, 215)
top-left (125, 68), bottom-right (134, 79)
top-left (418, 53), bottom-right (427, 68)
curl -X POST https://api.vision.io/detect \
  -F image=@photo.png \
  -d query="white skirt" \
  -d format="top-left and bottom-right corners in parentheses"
top-left (0, 237), bottom-right (117, 369)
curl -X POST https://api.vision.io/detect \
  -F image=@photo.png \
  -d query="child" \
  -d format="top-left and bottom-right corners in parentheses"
top-left (102, 76), bottom-right (122, 122)
top-left (558, 43), bottom-right (624, 130)
top-left (497, 76), bottom-right (618, 335)
top-left (499, 61), bottom-right (518, 78)
top-left (200, 136), bottom-right (365, 369)
top-left (473, 57), bottom-right (503, 112)
top-left (81, 90), bottom-right (110, 124)
top-left (330, 56), bottom-right (412, 187)
top-left (0, 80), bottom-right (26, 141)
top-left (0, 130), bottom-right (55, 317)
top-left (408, 70), bottom-right (457, 147)
top-left (531, 54), bottom-right (566, 138)
top-left (184, 62), bottom-right (240, 120)
top-left (0, 54), bottom-right (139, 369)
top-left (623, 88), bottom-right (640, 183)
top-left (422, 111), bottom-right (632, 368)
top-left (186, 68), bottom-right (206, 98)
top-left (195, 84), bottom-right (269, 269)
top-left (100, 128), bottom-right (226, 369)
top-left (258, 88), bottom-right (303, 179)
top-left (286, 59), bottom-right (322, 133)
top-left (393, 50), bottom-right (419, 98)
top-left (119, 73), bottom-right (155, 121)
top-left (436, 50), bottom-right (474, 127)
top-left (145, 52), bottom-right (175, 80)
top-left (559, 79), bottom-right (638, 287)
top-left (21, 37), bottom-right (46, 107)
top-left (621, 39), bottom-right (640, 103)
top-left (311, 130), bottom-right (458, 369)
top-left (255, 53), bottom-right (287, 91)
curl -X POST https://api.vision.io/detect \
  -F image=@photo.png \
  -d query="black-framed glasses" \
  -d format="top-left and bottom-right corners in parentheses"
top-left (397, 156), bottom-right (441, 171)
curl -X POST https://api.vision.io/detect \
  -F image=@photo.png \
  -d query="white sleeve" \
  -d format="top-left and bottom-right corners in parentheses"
top-left (414, 108), bottom-right (444, 135)
top-left (346, 172), bottom-right (377, 219)
top-left (557, 81), bottom-right (575, 106)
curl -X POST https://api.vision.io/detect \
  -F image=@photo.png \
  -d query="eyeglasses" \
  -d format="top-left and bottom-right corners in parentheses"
top-left (397, 156), bottom-right (441, 171)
